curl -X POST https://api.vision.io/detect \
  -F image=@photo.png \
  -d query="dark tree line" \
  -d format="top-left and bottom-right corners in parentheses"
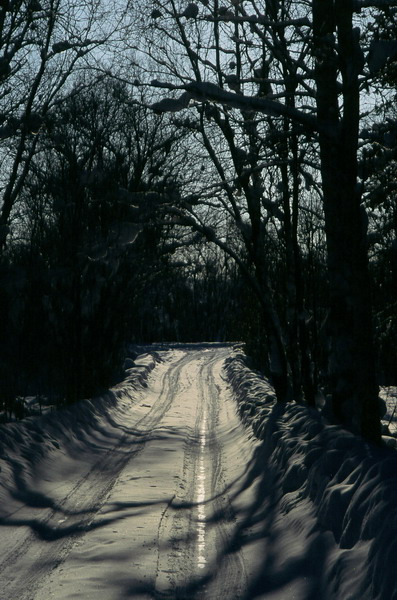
top-left (0, 76), bottom-right (183, 411)
top-left (0, 0), bottom-right (396, 445)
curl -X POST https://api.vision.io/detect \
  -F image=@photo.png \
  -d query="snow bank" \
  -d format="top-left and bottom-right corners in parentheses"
top-left (380, 386), bottom-right (397, 441)
top-left (123, 350), bottom-right (161, 387)
top-left (225, 347), bottom-right (397, 600)
top-left (0, 351), bottom-right (162, 514)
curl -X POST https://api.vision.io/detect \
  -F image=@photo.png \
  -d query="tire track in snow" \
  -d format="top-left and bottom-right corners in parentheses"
top-left (155, 348), bottom-right (247, 599)
top-left (195, 350), bottom-right (248, 600)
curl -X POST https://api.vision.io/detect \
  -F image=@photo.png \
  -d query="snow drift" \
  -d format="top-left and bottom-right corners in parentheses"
top-left (225, 346), bottom-right (397, 600)
top-left (0, 351), bottom-right (161, 515)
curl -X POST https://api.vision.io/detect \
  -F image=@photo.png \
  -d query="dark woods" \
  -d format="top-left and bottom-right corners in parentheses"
top-left (0, 0), bottom-right (396, 444)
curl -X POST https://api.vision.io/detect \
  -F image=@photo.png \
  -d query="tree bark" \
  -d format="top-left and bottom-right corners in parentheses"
top-left (313, 0), bottom-right (381, 443)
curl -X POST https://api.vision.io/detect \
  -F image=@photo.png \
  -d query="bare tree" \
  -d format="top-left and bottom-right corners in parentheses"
top-left (0, 0), bottom-right (132, 250)
top-left (3, 75), bottom-right (185, 405)
top-left (128, 0), bottom-right (397, 442)
top-left (126, 0), bottom-right (324, 403)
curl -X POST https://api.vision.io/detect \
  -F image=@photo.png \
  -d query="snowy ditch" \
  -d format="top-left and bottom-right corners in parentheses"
top-left (224, 346), bottom-right (397, 600)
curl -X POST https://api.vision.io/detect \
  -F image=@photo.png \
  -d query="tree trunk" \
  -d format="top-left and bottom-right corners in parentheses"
top-left (313, 0), bottom-right (381, 443)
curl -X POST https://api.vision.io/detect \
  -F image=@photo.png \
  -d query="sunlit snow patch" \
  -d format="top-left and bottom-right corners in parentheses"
top-left (196, 403), bottom-right (208, 570)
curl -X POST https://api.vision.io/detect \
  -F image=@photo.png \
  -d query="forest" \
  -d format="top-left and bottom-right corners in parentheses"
top-left (0, 0), bottom-right (396, 444)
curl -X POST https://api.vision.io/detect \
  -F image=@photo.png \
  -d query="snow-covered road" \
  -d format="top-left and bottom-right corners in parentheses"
top-left (2, 345), bottom-right (397, 600)
top-left (0, 347), bottom-right (261, 599)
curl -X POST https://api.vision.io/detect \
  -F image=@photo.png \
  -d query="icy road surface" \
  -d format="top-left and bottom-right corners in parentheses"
top-left (0, 347), bottom-right (264, 600)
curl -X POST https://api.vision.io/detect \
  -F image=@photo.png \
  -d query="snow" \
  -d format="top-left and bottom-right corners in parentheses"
top-left (380, 386), bottom-right (397, 438)
top-left (150, 80), bottom-right (320, 134)
top-left (225, 347), bottom-right (397, 599)
top-left (0, 344), bottom-right (397, 599)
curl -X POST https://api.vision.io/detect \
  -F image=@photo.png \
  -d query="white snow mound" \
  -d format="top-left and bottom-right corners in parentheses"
top-left (225, 346), bottom-right (397, 600)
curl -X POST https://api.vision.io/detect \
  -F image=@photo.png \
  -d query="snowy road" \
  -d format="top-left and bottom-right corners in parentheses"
top-left (0, 347), bottom-right (262, 600)
top-left (2, 345), bottom-right (396, 599)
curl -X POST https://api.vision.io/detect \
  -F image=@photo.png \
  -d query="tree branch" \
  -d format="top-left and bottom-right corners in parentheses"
top-left (150, 80), bottom-right (334, 138)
